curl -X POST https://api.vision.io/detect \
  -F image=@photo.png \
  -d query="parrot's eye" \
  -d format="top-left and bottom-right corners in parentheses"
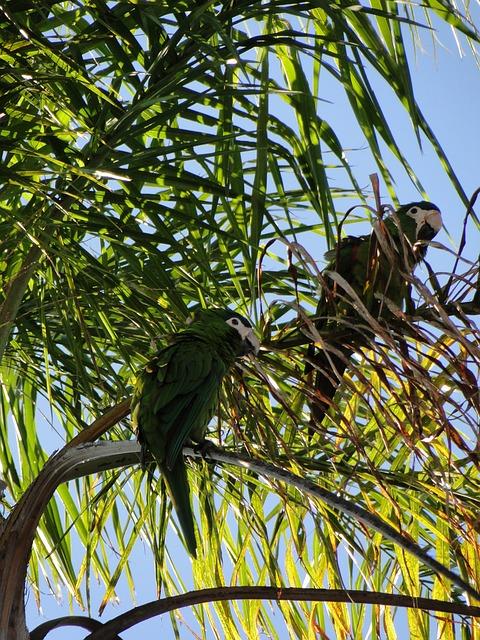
top-left (226, 316), bottom-right (259, 354)
top-left (226, 315), bottom-right (253, 332)
top-left (226, 317), bottom-right (243, 330)
top-left (410, 207), bottom-right (418, 214)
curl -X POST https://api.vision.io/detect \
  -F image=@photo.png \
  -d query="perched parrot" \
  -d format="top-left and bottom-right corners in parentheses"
top-left (307, 201), bottom-right (443, 425)
top-left (131, 308), bottom-right (259, 558)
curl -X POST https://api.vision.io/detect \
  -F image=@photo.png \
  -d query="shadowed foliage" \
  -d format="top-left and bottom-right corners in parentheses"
top-left (0, 2), bottom-right (479, 638)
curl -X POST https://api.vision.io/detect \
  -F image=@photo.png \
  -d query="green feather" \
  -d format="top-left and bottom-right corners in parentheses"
top-left (308, 201), bottom-right (442, 425)
top-left (131, 308), bottom-right (258, 557)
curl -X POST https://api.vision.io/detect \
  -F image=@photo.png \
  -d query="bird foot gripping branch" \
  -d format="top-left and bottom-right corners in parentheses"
top-left (191, 438), bottom-right (217, 460)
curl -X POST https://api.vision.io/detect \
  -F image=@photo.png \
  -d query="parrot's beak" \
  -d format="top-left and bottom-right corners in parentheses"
top-left (417, 209), bottom-right (442, 241)
top-left (243, 329), bottom-right (260, 355)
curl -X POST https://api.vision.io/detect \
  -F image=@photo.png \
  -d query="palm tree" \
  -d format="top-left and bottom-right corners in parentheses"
top-left (0, 2), bottom-right (479, 638)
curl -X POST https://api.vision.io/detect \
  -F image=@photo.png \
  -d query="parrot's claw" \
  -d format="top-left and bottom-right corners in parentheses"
top-left (140, 440), bottom-right (149, 470)
top-left (192, 439), bottom-right (217, 461)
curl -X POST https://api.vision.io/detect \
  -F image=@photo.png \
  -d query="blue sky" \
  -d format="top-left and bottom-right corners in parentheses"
top-left (25, 14), bottom-right (480, 640)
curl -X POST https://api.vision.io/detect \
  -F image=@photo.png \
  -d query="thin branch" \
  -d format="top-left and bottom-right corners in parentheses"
top-left (30, 616), bottom-right (124, 640)
top-left (442, 188), bottom-right (480, 302)
top-left (64, 399), bottom-right (131, 449)
top-left (84, 587), bottom-right (480, 640)
top-left (263, 294), bottom-right (480, 352)
top-left (45, 440), bottom-right (478, 604)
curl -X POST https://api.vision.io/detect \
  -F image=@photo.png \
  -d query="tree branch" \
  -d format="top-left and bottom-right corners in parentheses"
top-left (0, 442), bottom-right (139, 638)
top-left (2, 432), bottom-right (479, 637)
top-left (194, 445), bottom-right (480, 602)
top-left (83, 586), bottom-right (480, 640)
top-left (64, 399), bottom-right (131, 449)
top-left (264, 295), bottom-right (480, 352)
top-left (29, 616), bottom-right (124, 640)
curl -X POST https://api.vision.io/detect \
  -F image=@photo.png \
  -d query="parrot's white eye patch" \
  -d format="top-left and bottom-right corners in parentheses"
top-left (226, 317), bottom-right (260, 354)
top-left (226, 317), bottom-right (248, 333)
top-left (406, 205), bottom-right (442, 236)
top-left (406, 206), bottom-right (425, 221)
top-left (226, 316), bottom-right (252, 330)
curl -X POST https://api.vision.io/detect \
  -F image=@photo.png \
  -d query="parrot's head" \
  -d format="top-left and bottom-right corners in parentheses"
top-left (225, 312), bottom-right (261, 356)
top-left (188, 308), bottom-right (260, 356)
top-left (394, 201), bottom-right (442, 261)
top-left (396, 201), bottom-right (442, 242)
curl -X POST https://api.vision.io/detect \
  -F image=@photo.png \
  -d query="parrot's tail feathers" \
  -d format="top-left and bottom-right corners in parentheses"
top-left (161, 459), bottom-right (198, 559)
top-left (309, 348), bottom-right (352, 428)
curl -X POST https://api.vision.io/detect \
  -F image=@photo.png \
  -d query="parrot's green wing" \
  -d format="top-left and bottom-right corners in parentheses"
top-left (132, 340), bottom-right (227, 557)
top-left (147, 342), bottom-right (226, 462)
top-left (131, 308), bottom-right (259, 557)
top-left (307, 235), bottom-right (369, 425)
top-left (308, 230), bottom-right (404, 425)
top-left (308, 202), bottom-right (442, 427)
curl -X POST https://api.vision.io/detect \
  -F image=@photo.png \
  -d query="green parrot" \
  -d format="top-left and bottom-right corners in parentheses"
top-left (131, 308), bottom-right (259, 558)
top-left (307, 201), bottom-right (442, 425)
